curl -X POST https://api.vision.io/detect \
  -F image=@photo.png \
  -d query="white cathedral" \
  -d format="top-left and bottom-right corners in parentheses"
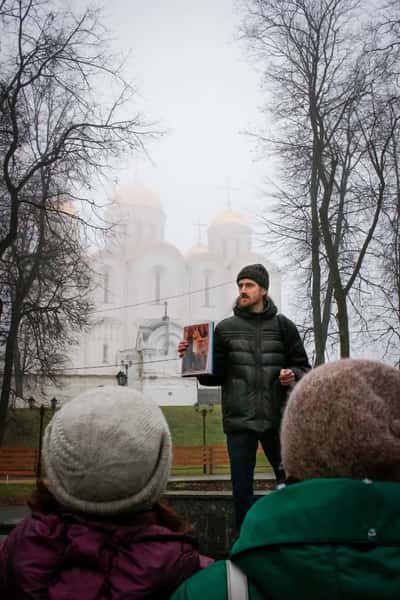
top-left (52, 182), bottom-right (282, 406)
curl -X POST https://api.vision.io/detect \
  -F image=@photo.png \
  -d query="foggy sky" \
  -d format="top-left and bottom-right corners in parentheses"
top-left (99, 0), bottom-right (272, 253)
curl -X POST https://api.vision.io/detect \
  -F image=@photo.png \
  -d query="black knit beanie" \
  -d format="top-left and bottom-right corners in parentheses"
top-left (236, 263), bottom-right (269, 290)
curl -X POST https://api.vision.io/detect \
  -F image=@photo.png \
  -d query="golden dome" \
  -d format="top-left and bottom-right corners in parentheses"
top-left (210, 208), bottom-right (249, 228)
top-left (114, 182), bottom-right (161, 209)
top-left (186, 243), bottom-right (209, 257)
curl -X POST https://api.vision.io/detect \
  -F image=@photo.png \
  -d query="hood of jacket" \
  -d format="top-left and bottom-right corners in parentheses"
top-left (231, 478), bottom-right (400, 599)
top-left (0, 511), bottom-right (207, 600)
top-left (233, 296), bottom-right (278, 320)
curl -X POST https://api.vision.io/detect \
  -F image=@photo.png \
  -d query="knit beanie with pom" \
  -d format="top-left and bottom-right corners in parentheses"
top-left (42, 386), bottom-right (172, 515)
top-left (281, 359), bottom-right (400, 482)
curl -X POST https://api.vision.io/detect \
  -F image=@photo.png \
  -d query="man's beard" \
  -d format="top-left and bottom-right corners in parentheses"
top-left (236, 296), bottom-right (256, 312)
top-left (236, 295), bottom-right (267, 313)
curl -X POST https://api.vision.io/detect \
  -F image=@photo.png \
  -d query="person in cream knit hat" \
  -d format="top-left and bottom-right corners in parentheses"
top-left (0, 387), bottom-right (212, 599)
top-left (43, 386), bottom-right (172, 515)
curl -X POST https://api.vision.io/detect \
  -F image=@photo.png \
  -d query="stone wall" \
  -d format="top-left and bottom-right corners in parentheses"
top-left (0, 492), bottom-right (268, 558)
top-left (165, 490), bottom-right (267, 559)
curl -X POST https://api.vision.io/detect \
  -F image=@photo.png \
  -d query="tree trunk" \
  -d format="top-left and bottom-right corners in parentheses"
top-left (0, 306), bottom-right (21, 445)
top-left (14, 343), bottom-right (24, 399)
top-left (310, 129), bottom-right (325, 366)
top-left (334, 288), bottom-right (350, 358)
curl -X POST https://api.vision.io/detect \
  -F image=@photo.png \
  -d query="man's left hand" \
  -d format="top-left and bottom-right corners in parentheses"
top-left (279, 368), bottom-right (295, 386)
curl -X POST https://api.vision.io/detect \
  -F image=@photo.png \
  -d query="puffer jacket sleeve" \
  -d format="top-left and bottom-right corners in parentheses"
top-left (162, 540), bottom-right (214, 595)
top-left (282, 316), bottom-right (311, 379)
top-left (196, 325), bottom-right (227, 386)
top-left (0, 536), bottom-right (7, 594)
top-left (0, 514), bottom-right (65, 599)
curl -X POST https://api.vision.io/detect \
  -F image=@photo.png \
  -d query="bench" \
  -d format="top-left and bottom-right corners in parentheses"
top-left (172, 444), bottom-right (271, 475)
top-left (0, 445), bottom-right (272, 479)
top-left (172, 446), bottom-right (210, 474)
top-left (0, 448), bottom-right (39, 480)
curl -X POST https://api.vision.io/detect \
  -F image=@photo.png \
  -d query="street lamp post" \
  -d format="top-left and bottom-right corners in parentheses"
top-left (36, 404), bottom-right (45, 480)
top-left (122, 358), bottom-right (132, 382)
top-left (116, 357), bottom-right (132, 386)
top-left (116, 370), bottom-right (128, 386)
top-left (194, 401), bottom-right (214, 474)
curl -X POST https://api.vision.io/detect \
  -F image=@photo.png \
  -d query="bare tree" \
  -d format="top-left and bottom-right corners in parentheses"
top-left (241, 0), bottom-right (399, 363)
top-left (0, 0), bottom-right (154, 442)
top-left (353, 4), bottom-right (400, 365)
top-left (0, 0), bottom-right (151, 311)
top-left (5, 184), bottom-right (93, 399)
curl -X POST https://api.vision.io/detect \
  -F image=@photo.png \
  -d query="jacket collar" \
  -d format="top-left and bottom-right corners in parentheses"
top-left (233, 297), bottom-right (278, 320)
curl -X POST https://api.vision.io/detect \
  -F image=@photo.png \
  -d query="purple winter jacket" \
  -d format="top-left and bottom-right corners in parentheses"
top-left (0, 511), bottom-right (213, 599)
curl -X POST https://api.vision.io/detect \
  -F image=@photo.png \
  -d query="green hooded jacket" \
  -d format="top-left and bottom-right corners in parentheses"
top-left (171, 479), bottom-right (400, 600)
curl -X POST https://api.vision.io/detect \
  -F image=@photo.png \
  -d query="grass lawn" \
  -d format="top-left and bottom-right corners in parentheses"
top-left (1, 406), bottom-right (273, 483)
top-left (3, 406), bottom-right (227, 448)
top-left (0, 483), bottom-right (34, 496)
top-left (162, 405), bottom-right (225, 446)
top-left (3, 408), bottom-right (54, 447)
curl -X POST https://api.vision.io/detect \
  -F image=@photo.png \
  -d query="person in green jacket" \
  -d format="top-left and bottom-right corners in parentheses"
top-left (171, 358), bottom-right (400, 600)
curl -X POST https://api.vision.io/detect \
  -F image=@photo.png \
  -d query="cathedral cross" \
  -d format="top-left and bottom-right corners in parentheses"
top-left (218, 177), bottom-right (239, 210)
top-left (194, 217), bottom-right (207, 244)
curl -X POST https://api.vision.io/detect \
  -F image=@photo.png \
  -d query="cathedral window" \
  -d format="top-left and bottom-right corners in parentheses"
top-left (154, 265), bottom-right (164, 304)
top-left (203, 269), bottom-right (212, 307)
top-left (102, 343), bottom-right (109, 363)
top-left (103, 270), bottom-right (110, 304)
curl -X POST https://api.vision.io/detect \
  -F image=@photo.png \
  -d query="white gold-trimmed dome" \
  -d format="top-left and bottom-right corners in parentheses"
top-left (210, 208), bottom-right (250, 228)
top-left (114, 182), bottom-right (161, 210)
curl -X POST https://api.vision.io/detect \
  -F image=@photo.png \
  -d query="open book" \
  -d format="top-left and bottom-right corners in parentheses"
top-left (181, 321), bottom-right (214, 376)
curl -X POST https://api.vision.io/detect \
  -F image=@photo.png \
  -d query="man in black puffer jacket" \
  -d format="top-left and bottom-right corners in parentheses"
top-left (179, 263), bottom-right (311, 530)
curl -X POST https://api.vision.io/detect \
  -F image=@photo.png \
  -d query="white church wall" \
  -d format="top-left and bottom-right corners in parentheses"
top-left (141, 376), bottom-right (198, 406)
top-left (37, 185), bottom-right (284, 408)
top-left (185, 256), bottom-right (227, 323)
top-left (130, 244), bottom-right (188, 321)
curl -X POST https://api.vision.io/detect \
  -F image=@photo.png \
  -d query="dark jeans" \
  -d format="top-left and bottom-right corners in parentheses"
top-left (227, 429), bottom-right (284, 531)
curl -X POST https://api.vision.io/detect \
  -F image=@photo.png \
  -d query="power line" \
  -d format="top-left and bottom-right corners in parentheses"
top-left (91, 280), bottom-right (234, 314)
top-left (61, 280), bottom-right (236, 371)
top-left (56, 356), bottom-right (180, 372)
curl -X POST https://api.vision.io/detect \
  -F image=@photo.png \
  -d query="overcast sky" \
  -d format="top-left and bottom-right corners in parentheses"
top-left (96, 0), bottom-right (274, 253)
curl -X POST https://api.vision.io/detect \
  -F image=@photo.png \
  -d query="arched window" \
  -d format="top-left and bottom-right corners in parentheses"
top-left (154, 265), bottom-right (164, 304)
top-left (203, 269), bottom-right (213, 307)
top-left (103, 270), bottom-right (110, 304)
top-left (102, 343), bottom-right (109, 364)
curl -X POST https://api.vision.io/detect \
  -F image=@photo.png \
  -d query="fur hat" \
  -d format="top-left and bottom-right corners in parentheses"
top-left (43, 386), bottom-right (172, 515)
top-left (236, 263), bottom-right (269, 290)
top-left (281, 359), bottom-right (400, 482)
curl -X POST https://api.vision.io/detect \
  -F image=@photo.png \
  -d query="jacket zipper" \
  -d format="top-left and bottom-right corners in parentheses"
top-left (254, 323), bottom-right (262, 420)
